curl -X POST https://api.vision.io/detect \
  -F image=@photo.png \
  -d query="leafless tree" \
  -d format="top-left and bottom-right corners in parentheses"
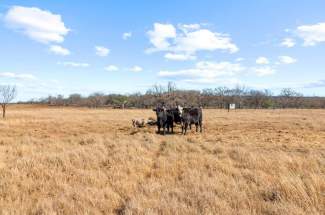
top-left (67, 94), bottom-right (82, 105)
top-left (233, 85), bottom-right (248, 108)
top-left (166, 82), bottom-right (177, 106)
top-left (280, 88), bottom-right (303, 108)
top-left (88, 92), bottom-right (105, 108)
top-left (150, 84), bottom-right (166, 97)
top-left (0, 85), bottom-right (17, 118)
top-left (167, 82), bottom-right (177, 94)
top-left (245, 89), bottom-right (273, 109)
top-left (214, 86), bottom-right (229, 108)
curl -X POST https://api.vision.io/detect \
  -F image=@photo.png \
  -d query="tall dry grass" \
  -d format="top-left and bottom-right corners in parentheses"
top-left (0, 105), bottom-right (324, 214)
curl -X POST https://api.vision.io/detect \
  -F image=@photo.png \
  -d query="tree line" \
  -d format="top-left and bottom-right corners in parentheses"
top-left (25, 83), bottom-right (325, 109)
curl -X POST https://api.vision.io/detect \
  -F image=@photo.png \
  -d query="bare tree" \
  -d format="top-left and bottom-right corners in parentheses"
top-left (214, 86), bottom-right (229, 108)
top-left (233, 85), bottom-right (248, 108)
top-left (247, 89), bottom-right (269, 109)
top-left (167, 81), bottom-right (177, 94)
top-left (166, 82), bottom-right (177, 106)
top-left (0, 85), bottom-right (17, 118)
top-left (88, 92), bottom-right (105, 108)
top-left (280, 88), bottom-right (303, 108)
top-left (67, 94), bottom-right (82, 106)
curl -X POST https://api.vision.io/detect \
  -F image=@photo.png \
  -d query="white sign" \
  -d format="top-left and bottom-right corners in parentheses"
top-left (229, 103), bottom-right (236, 109)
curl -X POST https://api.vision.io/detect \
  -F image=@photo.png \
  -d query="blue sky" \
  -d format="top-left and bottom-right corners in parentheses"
top-left (0, 0), bottom-right (325, 101)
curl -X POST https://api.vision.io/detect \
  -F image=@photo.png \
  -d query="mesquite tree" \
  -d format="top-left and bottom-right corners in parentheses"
top-left (0, 85), bottom-right (17, 118)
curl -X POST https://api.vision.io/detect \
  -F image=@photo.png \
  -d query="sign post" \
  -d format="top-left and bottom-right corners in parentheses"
top-left (228, 103), bottom-right (236, 112)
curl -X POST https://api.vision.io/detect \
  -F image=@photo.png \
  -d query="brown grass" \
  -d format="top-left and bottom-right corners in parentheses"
top-left (0, 105), bottom-right (324, 214)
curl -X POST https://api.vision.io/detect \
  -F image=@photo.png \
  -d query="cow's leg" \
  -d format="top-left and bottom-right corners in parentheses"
top-left (199, 121), bottom-right (203, 132)
top-left (184, 123), bottom-right (187, 135)
top-left (196, 123), bottom-right (199, 132)
top-left (157, 124), bottom-right (161, 134)
top-left (171, 122), bottom-right (174, 133)
top-left (163, 124), bottom-right (166, 135)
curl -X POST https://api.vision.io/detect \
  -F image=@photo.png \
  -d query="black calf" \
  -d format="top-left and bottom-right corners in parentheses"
top-left (153, 107), bottom-right (174, 135)
top-left (181, 107), bottom-right (203, 135)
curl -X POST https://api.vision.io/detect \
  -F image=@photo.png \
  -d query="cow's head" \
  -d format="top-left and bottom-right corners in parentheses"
top-left (153, 106), bottom-right (167, 117)
top-left (177, 105), bottom-right (183, 116)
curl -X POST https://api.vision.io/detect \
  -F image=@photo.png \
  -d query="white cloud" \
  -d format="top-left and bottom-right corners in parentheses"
top-left (0, 72), bottom-right (37, 81)
top-left (95, 46), bottom-right (110, 57)
top-left (159, 61), bottom-right (244, 80)
top-left (147, 23), bottom-right (177, 50)
top-left (178, 23), bottom-right (201, 33)
top-left (235, 58), bottom-right (244, 62)
top-left (129, 66), bottom-right (143, 72)
top-left (174, 29), bottom-right (239, 54)
top-left (4, 6), bottom-right (69, 44)
top-left (49, 45), bottom-right (70, 56)
top-left (122, 32), bottom-right (132, 40)
top-left (304, 80), bottom-right (325, 88)
top-left (147, 23), bottom-right (238, 60)
top-left (253, 66), bottom-right (276, 76)
top-left (256, 57), bottom-right (269, 65)
top-left (164, 53), bottom-right (196, 61)
top-left (297, 22), bottom-right (325, 46)
top-left (281, 38), bottom-right (296, 48)
top-left (278, 56), bottom-right (297, 64)
top-left (105, 65), bottom-right (119, 72)
top-left (58, 62), bottom-right (89, 67)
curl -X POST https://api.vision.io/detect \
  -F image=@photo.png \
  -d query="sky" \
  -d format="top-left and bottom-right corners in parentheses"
top-left (0, 0), bottom-right (325, 101)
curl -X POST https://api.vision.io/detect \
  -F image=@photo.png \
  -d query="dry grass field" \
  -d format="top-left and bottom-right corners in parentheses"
top-left (0, 105), bottom-right (324, 214)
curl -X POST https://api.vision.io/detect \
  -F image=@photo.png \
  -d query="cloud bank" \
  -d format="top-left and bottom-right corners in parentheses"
top-left (147, 23), bottom-right (239, 61)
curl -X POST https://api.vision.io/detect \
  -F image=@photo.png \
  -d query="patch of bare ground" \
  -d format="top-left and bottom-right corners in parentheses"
top-left (0, 106), bottom-right (324, 214)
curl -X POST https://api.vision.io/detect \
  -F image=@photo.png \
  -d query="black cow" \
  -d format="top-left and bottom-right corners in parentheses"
top-left (166, 106), bottom-right (183, 125)
top-left (181, 107), bottom-right (203, 135)
top-left (153, 107), bottom-right (174, 135)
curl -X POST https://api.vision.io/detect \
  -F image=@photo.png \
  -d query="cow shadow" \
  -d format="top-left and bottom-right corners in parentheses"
top-left (155, 131), bottom-right (176, 136)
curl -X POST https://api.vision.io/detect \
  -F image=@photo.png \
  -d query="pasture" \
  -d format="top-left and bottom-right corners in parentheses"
top-left (0, 105), bottom-right (324, 214)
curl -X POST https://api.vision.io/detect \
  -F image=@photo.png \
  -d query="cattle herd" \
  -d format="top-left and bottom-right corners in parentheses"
top-left (153, 105), bottom-right (203, 135)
